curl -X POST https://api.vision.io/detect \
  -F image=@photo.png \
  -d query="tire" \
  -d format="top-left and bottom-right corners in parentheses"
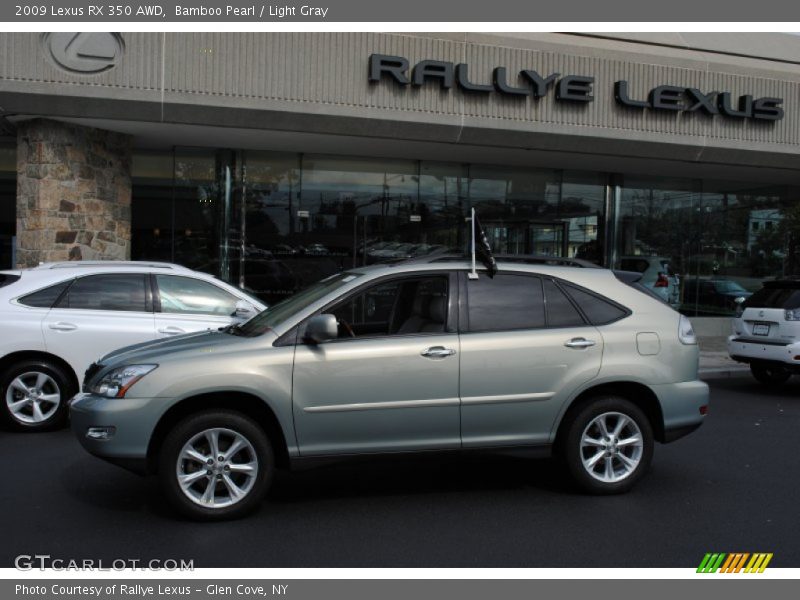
top-left (562, 395), bottom-right (654, 495)
top-left (158, 410), bottom-right (274, 521)
top-left (0, 360), bottom-right (75, 431)
top-left (750, 364), bottom-right (791, 387)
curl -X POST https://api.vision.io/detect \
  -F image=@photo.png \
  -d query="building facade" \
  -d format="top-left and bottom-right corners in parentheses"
top-left (0, 32), bottom-right (798, 313)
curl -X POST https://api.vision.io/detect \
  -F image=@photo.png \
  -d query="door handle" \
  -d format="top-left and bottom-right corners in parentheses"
top-left (158, 326), bottom-right (185, 335)
top-left (421, 346), bottom-right (456, 359)
top-left (564, 337), bottom-right (596, 349)
top-left (48, 322), bottom-right (77, 331)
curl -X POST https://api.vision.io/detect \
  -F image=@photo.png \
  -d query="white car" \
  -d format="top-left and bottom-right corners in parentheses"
top-left (728, 279), bottom-right (800, 386)
top-left (620, 256), bottom-right (680, 308)
top-left (0, 261), bottom-right (266, 431)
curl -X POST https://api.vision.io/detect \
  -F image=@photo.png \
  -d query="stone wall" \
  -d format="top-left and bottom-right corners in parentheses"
top-left (16, 119), bottom-right (132, 267)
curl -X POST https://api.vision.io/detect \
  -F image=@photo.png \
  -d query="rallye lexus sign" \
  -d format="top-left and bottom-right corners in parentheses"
top-left (368, 54), bottom-right (784, 122)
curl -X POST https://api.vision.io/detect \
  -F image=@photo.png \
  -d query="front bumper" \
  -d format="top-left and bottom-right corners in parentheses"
top-left (69, 393), bottom-right (163, 474)
top-left (650, 380), bottom-right (709, 443)
top-left (727, 335), bottom-right (800, 370)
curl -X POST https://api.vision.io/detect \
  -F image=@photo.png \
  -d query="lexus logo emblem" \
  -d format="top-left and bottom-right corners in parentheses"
top-left (42, 32), bottom-right (124, 74)
top-left (759, 310), bottom-right (765, 317)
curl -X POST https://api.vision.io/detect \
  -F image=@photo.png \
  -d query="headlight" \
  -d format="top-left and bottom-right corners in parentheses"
top-left (90, 365), bottom-right (157, 398)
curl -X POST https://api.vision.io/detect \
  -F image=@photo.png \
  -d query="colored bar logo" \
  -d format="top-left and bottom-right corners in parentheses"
top-left (697, 553), bottom-right (773, 573)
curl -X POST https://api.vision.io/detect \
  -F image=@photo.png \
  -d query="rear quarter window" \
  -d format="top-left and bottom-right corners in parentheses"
top-left (18, 280), bottom-right (72, 308)
top-left (562, 283), bottom-right (630, 325)
top-left (0, 274), bottom-right (21, 288)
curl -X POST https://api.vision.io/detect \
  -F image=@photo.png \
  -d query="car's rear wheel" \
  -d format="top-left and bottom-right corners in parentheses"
top-left (562, 396), bottom-right (654, 494)
top-left (750, 364), bottom-right (791, 386)
top-left (158, 410), bottom-right (274, 521)
top-left (1, 360), bottom-right (74, 431)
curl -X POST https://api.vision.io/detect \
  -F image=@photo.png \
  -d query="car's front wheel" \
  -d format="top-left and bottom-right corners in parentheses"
top-left (1, 360), bottom-right (74, 431)
top-left (750, 364), bottom-right (791, 387)
top-left (562, 396), bottom-right (654, 494)
top-left (158, 410), bottom-right (274, 521)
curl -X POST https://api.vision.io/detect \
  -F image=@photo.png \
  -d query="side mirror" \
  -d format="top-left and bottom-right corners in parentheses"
top-left (304, 314), bottom-right (338, 344)
top-left (233, 300), bottom-right (257, 320)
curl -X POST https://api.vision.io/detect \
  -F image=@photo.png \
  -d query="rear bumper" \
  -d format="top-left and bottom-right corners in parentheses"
top-left (650, 380), bottom-right (709, 443)
top-left (727, 335), bottom-right (800, 369)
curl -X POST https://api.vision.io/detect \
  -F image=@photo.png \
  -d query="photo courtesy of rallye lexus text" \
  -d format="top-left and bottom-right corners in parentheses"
top-left (69, 223), bottom-right (708, 521)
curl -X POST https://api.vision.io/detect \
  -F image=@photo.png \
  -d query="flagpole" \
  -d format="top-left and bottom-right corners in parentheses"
top-left (469, 207), bottom-right (479, 279)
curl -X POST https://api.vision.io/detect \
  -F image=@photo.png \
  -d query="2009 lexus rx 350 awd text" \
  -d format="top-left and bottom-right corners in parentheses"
top-left (70, 257), bottom-right (709, 520)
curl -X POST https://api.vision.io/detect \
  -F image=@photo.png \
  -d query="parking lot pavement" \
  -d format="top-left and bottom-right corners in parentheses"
top-left (1, 376), bottom-right (798, 569)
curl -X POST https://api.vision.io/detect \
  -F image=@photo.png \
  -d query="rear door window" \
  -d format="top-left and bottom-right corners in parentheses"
top-left (55, 274), bottom-right (148, 312)
top-left (465, 274), bottom-right (545, 332)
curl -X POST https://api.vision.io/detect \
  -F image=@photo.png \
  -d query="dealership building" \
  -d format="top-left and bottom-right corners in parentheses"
top-left (0, 31), bottom-right (798, 314)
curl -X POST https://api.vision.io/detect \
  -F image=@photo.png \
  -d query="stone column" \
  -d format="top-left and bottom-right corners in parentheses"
top-left (16, 119), bottom-right (132, 268)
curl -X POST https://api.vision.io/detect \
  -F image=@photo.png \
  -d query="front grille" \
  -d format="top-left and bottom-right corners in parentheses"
top-left (83, 363), bottom-right (103, 390)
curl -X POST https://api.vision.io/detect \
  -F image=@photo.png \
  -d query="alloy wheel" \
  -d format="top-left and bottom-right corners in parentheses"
top-left (175, 427), bottom-right (259, 509)
top-left (5, 371), bottom-right (61, 424)
top-left (579, 411), bottom-right (644, 483)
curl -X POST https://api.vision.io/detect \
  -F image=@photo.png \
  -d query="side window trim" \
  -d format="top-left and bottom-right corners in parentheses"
top-left (282, 271), bottom-right (457, 346)
top-left (150, 273), bottom-right (162, 313)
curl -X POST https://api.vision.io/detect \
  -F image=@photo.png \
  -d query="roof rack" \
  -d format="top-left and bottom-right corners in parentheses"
top-left (38, 261), bottom-right (191, 271)
top-left (395, 252), bottom-right (600, 269)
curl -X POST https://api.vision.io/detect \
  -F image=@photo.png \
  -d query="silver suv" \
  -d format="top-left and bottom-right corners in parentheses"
top-left (70, 257), bottom-right (708, 520)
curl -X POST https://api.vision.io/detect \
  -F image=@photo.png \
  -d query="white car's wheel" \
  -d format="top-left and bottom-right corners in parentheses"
top-left (750, 364), bottom-right (791, 387)
top-left (1, 360), bottom-right (74, 431)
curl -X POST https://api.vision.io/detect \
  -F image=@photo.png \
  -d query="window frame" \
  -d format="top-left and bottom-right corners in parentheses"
top-left (277, 270), bottom-right (459, 346)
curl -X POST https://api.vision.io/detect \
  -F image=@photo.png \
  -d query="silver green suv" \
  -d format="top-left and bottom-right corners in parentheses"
top-left (70, 257), bottom-right (708, 520)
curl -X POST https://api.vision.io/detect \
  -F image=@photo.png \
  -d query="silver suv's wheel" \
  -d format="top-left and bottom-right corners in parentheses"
top-left (159, 410), bottom-right (273, 520)
top-left (176, 428), bottom-right (259, 509)
top-left (579, 412), bottom-right (644, 483)
top-left (563, 396), bottom-right (654, 494)
top-left (1, 360), bottom-right (73, 431)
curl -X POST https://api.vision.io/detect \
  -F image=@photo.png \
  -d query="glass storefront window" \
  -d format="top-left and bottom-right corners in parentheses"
top-left (130, 147), bottom-right (796, 318)
top-left (240, 151), bottom-right (302, 304)
top-left (614, 176), bottom-right (701, 311)
top-left (0, 144), bottom-right (15, 269)
top-left (131, 151), bottom-right (174, 264)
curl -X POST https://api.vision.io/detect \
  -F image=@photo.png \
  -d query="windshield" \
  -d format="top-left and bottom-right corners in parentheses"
top-left (232, 272), bottom-right (362, 337)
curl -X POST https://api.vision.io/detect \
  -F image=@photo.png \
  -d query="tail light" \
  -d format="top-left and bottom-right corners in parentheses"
top-left (678, 315), bottom-right (697, 345)
top-left (786, 309), bottom-right (800, 321)
top-left (654, 273), bottom-right (669, 288)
